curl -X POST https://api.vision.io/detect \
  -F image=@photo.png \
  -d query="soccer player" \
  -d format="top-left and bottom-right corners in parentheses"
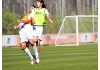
top-left (29, 0), bottom-right (54, 63)
top-left (21, 0), bottom-right (53, 63)
top-left (13, 5), bottom-right (38, 65)
top-left (32, 0), bottom-right (53, 52)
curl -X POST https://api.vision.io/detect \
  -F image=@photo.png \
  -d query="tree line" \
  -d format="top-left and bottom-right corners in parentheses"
top-left (2, 0), bottom-right (98, 17)
top-left (2, 0), bottom-right (98, 35)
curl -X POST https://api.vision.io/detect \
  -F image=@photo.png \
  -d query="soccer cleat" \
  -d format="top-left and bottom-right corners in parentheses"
top-left (32, 54), bottom-right (36, 63)
top-left (36, 59), bottom-right (40, 63)
top-left (36, 57), bottom-right (40, 64)
top-left (31, 59), bottom-right (34, 65)
top-left (34, 57), bottom-right (36, 63)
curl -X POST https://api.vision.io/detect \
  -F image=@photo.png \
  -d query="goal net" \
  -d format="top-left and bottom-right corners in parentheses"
top-left (55, 15), bottom-right (98, 46)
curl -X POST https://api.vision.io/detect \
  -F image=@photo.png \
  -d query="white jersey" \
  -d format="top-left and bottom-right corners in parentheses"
top-left (19, 23), bottom-right (37, 43)
top-left (19, 23), bottom-right (24, 30)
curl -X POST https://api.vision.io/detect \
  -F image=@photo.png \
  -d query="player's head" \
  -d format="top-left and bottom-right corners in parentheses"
top-left (31, 5), bottom-right (36, 8)
top-left (29, 5), bottom-right (36, 13)
top-left (36, 0), bottom-right (46, 8)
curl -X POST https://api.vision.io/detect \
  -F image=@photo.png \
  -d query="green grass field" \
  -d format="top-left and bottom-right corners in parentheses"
top-left (2, 44), bottom-right (98, 70)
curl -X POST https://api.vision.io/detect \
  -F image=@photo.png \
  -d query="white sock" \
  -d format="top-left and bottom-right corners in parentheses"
top-left (24, 47), bottom-right (33, 60)
top-left (32, 43), bottom-right (39, 58)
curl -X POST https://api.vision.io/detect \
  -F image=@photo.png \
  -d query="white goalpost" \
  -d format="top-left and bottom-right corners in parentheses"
top-left (55, 15), bottom-right (98, 46)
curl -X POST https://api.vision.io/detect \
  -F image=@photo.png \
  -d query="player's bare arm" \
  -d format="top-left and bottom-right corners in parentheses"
top-left (46, 14), bottom-right (54, 24)
top-left (13, 20), bottom-right (21, 30)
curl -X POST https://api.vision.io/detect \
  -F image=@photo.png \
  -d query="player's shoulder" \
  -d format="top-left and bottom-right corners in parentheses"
top-left (34, 8), bottom-right (46, 10)
top-left (43, 7), bottom-right (47, 9)
top-left (20, 22), bottom-right (24, 25)
top-left (24, 13), bottom-right (30, 16)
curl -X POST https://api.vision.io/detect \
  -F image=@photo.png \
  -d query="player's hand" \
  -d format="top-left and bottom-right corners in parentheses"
top-left (31, 17), bottom-right (36, 24)
top-left (49, 19), bottom-right (54, 24)
top-left (17, 20), bottom-right (21, 23)
top-left (13, 26), bottom-right (17, 30)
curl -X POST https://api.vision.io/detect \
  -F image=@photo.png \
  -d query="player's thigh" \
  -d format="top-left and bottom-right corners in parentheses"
top-left (19, 29), bottom-right (28, 43)
top-left (33, 36), bottom-right (38, 42)
top-left (28, 39), bottom-right (34, 46)
top-left (26, 32), bottom-right (34, 40)
top-left (25, 29), bottom-right (34, 45)
top-left (21, 42), bottom-right (26, 50)
top-left (36, 27), bottom-right (43, 40)
top-left (32, 30), bottom-right (38, 42)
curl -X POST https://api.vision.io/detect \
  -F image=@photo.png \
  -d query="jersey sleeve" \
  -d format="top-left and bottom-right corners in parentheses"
top-left (21, 14), bottom-right (29, 20)
top-left (28, 9), bottom-right (35, 20)
top-left (45, 9), bottom-right (49, 15)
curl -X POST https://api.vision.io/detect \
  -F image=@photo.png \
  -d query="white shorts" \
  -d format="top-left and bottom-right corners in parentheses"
top-left (19, 24), bottom-right (38, 43)
top-left (19, 28), bottom-right (28, 43)
top-left (33, 26), bottom-right (43, 41)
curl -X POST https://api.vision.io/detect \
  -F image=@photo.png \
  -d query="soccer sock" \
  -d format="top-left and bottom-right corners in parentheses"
top-left (24, 47), bottom-right (33, 60)
top-left (32, 43), bottom-right (39, 58)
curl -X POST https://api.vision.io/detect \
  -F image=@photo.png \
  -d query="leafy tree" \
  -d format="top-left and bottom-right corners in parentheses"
top-left (2, 9), bottom-right (20, 35)
top-left (43, 14), bottom-right (62, 34)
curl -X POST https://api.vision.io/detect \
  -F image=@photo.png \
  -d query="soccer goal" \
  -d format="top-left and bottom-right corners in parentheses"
top-left (55, 15), bottom-right (98, 46)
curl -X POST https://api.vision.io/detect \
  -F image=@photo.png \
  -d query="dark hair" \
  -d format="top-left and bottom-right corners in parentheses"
top-left (31, 5), bottom-right (36, 8)
top-left (36, 0), bottom-right (46, 8)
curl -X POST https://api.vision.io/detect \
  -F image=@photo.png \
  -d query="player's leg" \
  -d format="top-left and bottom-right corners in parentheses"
top-left (27, 26), bottom-right (40, 63)
top-left (36, 26), bottom-right (43, 53)
top-left (36, 40), bottom-right (41, 53)
top-left (31, 33), bottom-right (39, 63)
top-left (25, 27), bottom-right (35, 46)
top-left (25, 28), bottom-right (39, 63)
top-left (25, 41), bottom-right (37, 63)
top-left (32, 35), bottom-right (38, 57)
top-left (26, 42), bottom-right (30, 48)
top-left (20, 29), bottom-right (34, 65)
top-left (35, 26), bottom-right (43, 63)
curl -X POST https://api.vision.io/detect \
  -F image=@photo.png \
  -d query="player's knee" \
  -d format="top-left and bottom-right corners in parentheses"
top-left (30, 41), bottom-right (34, 46)
top-left (29, 40), bottom-right (34, 46)
top-left (38, 43), bottom-right (40, 46)
top-left (34, 40), bottom-right (38, 43)
top-left (31, 43), bottom-right (34, 46)
top-left (38, 41), bottom-right (40, 45)
top-left (33, 36), bottom-right (38, 42)
top-left (21, 46), bottom-right (26, 50)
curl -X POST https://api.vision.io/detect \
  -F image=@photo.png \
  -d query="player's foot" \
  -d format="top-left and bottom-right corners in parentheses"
top-left (34, 57), bottom-right (36, 63)
top-left (36, 57), bottom-right (40, 64)
top-left (32, 55), bottom-right (36, 63)
top-left (31, 59), bottom-right (34, 65)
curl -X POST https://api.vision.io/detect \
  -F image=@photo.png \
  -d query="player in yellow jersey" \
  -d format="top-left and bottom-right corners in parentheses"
top-left (22, 0), bottom-right (53, 63)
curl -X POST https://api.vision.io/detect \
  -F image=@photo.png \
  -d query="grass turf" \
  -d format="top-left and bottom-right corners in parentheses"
top-left (2, 44), bottom-right (98, 70)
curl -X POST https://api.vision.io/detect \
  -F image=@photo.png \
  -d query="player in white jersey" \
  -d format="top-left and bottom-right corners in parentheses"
top-left (13, 5), bottom-right (39, 65)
